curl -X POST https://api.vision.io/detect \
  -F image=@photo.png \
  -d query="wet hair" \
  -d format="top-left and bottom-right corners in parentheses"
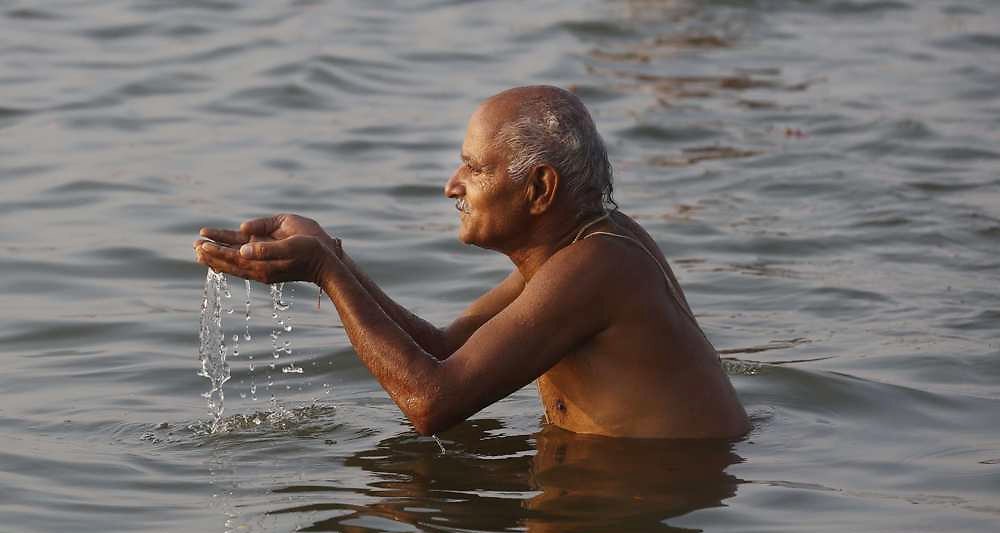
top-left (493, 86), bottom-right (616, 218)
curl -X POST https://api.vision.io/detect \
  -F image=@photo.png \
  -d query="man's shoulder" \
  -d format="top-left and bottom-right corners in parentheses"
top-left (533, 230), bottom-right (655, 297)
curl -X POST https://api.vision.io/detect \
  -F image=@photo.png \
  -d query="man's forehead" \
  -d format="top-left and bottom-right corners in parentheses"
top-left (474, 96), bottom-right (520, 128)
top-left (460, 92), bottom-right (536, 163)
top-left (461, 107), bottom-right (501, 156)
top-left (467, 104), bottom-right (503, 136)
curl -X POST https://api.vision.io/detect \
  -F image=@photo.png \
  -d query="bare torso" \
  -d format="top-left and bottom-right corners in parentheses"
top-left (535, 211), bottom-right (749, 439)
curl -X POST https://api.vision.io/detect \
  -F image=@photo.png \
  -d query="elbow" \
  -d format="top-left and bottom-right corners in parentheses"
top-left (404, 393), bottom-right (456, 437)
top-left (411, 416), bottom-right (438, 437)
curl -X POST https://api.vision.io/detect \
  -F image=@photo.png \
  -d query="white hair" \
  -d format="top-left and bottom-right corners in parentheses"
top-left (494, 88), bottom-right (615, 218)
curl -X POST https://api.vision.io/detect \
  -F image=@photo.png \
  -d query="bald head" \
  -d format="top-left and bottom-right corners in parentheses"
top-left (477, 86), bottom-right (615, 218)
top-left (479, 86), bottom-right (574, 125)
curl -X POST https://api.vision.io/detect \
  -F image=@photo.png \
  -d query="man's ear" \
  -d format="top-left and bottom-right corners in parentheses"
top-left (526, 164), bottom-right (559, 215)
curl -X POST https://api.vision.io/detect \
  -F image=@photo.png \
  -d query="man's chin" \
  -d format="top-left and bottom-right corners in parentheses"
top-left (458, 230), bottom-right (488, 249)
top-left (456, 218), bottom-right (473, 243)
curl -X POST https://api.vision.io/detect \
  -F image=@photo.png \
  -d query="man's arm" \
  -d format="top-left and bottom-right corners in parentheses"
top-left (338, 251), bottom-right (448, 358)
top-left (340, 252), bottom-right (524, 360)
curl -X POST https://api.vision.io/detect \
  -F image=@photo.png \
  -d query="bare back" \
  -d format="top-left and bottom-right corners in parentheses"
top-left (535, 212), bottom-right (749, 439)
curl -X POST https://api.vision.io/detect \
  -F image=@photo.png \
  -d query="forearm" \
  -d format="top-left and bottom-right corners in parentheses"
top-left (340, 250), bottom-right (451, 359)
top-left (318, 255), bottom-right (452, 434)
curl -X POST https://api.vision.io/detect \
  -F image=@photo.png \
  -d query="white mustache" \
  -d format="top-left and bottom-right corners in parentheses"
top-left (455, 198), bottom-right (470, 213)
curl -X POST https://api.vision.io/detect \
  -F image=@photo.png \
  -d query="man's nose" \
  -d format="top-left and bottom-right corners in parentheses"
top-left (444, 167), bottom-right (464, 198)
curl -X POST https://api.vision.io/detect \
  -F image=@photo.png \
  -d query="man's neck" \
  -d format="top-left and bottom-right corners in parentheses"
top-left (506, 211), bottom-right (603, 281)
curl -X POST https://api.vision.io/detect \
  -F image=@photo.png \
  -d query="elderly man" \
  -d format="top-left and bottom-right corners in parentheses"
top-left (195, 86), bottom-right (749, 439)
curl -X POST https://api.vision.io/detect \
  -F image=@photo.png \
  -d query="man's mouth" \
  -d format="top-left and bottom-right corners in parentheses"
top-left (455, 198), bottom-right (470, 214)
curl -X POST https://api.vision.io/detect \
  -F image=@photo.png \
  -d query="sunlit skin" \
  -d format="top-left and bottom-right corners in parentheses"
top-left (195, 86), bottom-right (750, 439)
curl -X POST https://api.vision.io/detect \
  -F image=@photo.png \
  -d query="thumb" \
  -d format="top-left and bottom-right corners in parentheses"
top-left (240, 240), bottom-right (288, 260)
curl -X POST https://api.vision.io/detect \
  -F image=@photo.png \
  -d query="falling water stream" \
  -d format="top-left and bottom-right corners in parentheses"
top-left (198, 271), bottom-right (306, 433)
top-left (197, 269), bottom-right (232, 433)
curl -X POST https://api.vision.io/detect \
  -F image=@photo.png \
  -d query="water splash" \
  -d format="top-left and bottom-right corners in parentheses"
top-left (187, 401), bottom-right (337, 435)
top-left (432, 435), bottom-right (447, 453)
top-left (198, 269), bottom-right (232, 433)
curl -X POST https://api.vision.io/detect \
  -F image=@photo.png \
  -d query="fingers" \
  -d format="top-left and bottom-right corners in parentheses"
top-left (199, 227), bottom-right (247, 246)
top-left (195, 240), bottom-right (243, 260)
top-left (239, 214), bottom-right (285, 238)
top-left (237, 236), bottom-right (306, 260)
top-left (194, 240), bottom-right (298, 284)
top-left (194, 241), bottom-right (244, 275)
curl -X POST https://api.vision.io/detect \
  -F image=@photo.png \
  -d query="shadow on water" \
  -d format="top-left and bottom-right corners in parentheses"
top-left (268, 420), bottom-right (743, 532)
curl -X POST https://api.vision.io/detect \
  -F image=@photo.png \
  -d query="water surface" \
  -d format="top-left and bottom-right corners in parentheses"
top-left (1, 0), bottom-right (998, 531)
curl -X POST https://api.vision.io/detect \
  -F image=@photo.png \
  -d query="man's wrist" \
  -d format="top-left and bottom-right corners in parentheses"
top-left (322, 235), bottom-right (343, 259)
top-left (315, 243), bottom-right (346, 288)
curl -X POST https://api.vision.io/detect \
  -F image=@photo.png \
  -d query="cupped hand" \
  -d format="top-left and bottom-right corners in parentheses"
top-left (193, 234), bottom-right (336, 285)
top-left (199, 214), bottom-right (341, 258)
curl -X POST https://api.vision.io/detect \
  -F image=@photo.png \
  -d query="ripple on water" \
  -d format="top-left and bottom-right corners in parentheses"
top-left (558, 19), bottom-right (637, 39)
top-left (263, 55), bottom-right (407, 96)
top-left (132, 0), bottom-right (243, 14)
top-left (823, 0), bottom-right (912, 15)
top-left (933, 32), bottom-right (1000, 52)
top-left (79, 22), bottom-right (155, 42)
top-left (117, 71), bottom-right (212, 98)
top-left (210, 83), bottom-right (334, 116)
top-left (0, 319), bottom-right (140, 348)
top-left (47, 179), bottom-right (165, 195)
top-left (4, 7), bottom-right (63, 20)
top-left (0, 249), bottom-right (202, 283)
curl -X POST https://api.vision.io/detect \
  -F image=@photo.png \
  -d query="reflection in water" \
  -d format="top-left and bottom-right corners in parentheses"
top-left (527, 426), bottom-right (742, 532)
top-left (268, 420), bottom-right (743, 532)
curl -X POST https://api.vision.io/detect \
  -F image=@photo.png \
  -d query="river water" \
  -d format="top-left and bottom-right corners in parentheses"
top-left (2, 0), bottom-right (998, 531)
